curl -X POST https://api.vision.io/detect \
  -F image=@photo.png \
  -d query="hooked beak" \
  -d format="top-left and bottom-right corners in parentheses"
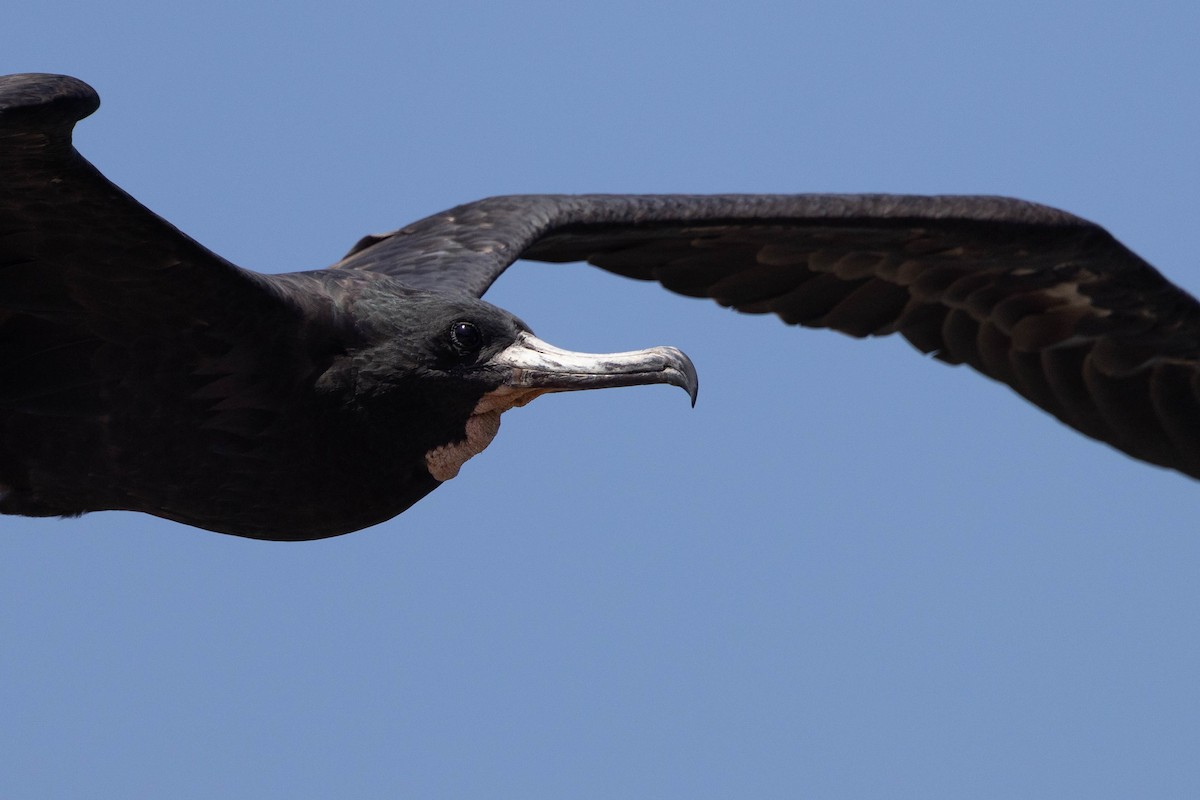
top-left (481, 331), bottom-right (699, 409)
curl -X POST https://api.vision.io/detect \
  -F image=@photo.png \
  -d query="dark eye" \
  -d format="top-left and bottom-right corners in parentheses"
top-left (449, 321), bottom-right (483, 353)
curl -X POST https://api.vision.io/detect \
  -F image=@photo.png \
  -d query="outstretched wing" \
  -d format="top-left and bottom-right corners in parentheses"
top-left (0, 74), bottom-right (318, 516)
top-left (0, 75), bottom-right (294, 340)
top-left (334, 193), bottom-right (1200, 480)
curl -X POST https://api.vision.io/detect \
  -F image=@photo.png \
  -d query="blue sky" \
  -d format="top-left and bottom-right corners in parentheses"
top-left (4, 2), bottom-right (1200, 798)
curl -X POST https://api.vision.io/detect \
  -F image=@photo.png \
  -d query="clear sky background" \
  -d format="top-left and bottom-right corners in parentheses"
top-left (5, 2), bottom-right (1200, 798)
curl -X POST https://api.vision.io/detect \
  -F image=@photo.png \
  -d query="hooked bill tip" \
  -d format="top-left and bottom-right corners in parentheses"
top-left (665, 347), bottom-right (699, 407)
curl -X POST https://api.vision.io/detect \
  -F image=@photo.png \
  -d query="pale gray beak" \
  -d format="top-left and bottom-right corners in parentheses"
top-left (485, 331), bottom-right (699, 406)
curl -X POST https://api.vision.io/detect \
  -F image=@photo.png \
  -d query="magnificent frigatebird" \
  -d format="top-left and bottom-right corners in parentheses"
top-left (3, 73), bottom-right (1199, 539)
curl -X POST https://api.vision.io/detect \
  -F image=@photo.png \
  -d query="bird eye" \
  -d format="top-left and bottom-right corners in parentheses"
top-left (449, 321), bottom-right (483, 353)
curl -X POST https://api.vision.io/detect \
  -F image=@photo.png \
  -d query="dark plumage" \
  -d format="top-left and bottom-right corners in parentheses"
top-left (3, 73), bottom-right (1199, 539)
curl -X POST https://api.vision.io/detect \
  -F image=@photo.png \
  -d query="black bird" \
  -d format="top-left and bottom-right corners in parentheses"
top-left (4, 73), bottom-right (1199, 539)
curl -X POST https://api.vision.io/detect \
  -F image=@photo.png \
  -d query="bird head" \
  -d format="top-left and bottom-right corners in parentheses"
top-left (334, 287), bottom-right (698, 482)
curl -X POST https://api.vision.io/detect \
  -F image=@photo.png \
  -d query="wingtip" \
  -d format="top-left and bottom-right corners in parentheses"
top-left (0, 73), bottom-right (100, 132)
